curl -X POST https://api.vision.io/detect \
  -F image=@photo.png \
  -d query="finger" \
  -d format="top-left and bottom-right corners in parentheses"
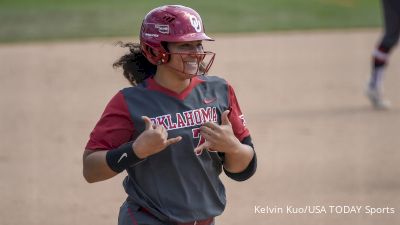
top-left (142, 116), bottom-right (154, 130)
top-left (202, 122), bottom-right (220, 130)
top-left (194, 141), bottom-right (211, 154)
top-left (157, 123), bottom-right (165, 132)
top-left (200, 131), bottom-right (216, 143)
top-left (154, 124), bottom-right (166, 139)
top-left (161, 126), bottom-right (168, 139)
top-left (154, 123), bottom-right (163, 132)
top-left (221, 110), bottom-right (231, 125)
top-left (165, 136), bottom-right (182, 146)
top-left (200, 126), bottom-right (215, 136)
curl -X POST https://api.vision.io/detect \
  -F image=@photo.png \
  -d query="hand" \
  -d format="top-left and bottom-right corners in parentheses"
top-left (194, 110), bottom-right (241, 155)
top-left (133, 116), bottom-right (182, 158)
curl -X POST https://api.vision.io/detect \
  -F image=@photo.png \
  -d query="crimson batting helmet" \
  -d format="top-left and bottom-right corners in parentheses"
top-left (140, 5), bottom-right (215, 75)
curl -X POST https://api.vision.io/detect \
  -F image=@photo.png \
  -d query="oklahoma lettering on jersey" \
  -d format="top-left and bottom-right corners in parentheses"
top-left (150, 106), bottom-right (218, 130)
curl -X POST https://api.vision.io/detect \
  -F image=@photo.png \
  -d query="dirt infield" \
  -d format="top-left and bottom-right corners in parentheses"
top-left (0, 30), bottom-right (399, 225)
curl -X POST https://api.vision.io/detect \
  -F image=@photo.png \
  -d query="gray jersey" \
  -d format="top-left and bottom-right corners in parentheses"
top-left (86, 75), bottom-right (251, 223)
top-left (122, 75), bottom-right (245, 223)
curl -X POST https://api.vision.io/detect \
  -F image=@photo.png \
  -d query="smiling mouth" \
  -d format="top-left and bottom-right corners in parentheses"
top-left (182, 61), bottom-right (200, 76)
top-left (184, 61), bottom-right (198, 66)
top-left (184, 61), bottom-right (199, 70)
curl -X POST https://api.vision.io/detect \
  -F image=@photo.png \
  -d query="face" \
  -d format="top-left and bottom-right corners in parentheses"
top-left (166, 41), bottom-right (206, 76)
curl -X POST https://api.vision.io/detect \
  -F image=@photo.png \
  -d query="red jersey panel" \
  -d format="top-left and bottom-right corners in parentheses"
top-left (85, 92), bottom-right (134, 150)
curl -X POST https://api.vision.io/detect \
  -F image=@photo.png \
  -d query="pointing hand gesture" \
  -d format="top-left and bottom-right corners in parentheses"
top-left (133, 116), bottom-right (182, 158)
top-left (194, 110), bottom-right (241, 154)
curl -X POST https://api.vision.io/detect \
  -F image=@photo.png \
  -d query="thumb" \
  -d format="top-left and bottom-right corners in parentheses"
top-left (142, 116), bottom-right (153, 130)
top-left (166, 136), bottom-right (182, 146)
top-left (221, 110), bottom-right (231, 125)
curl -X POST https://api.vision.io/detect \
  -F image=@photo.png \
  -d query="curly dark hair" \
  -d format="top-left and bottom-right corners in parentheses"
top-left (113, 42), bottom-right (156, 86)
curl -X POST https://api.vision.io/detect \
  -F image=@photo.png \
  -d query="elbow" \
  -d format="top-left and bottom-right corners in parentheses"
top-left (82, 164), bottom-right (111, 183)
top-left (83, 171), bottom-right (111, 183)
top-left (224, 153), bottom-right (257, 182)
top-left (224, 167), bottom-right (257, 182)
top-left (83, 169), bottom-right (97, 183)
top-left (82, 163), bottom-right (102, 183)
top-left (83, 175), bottom-right (94, 183)
top-left (82, 150), bottom-right (102, 183)
top-left (83, 170), bottom-right (104, 183)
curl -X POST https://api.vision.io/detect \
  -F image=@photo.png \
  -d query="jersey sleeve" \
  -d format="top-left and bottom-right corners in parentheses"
top-left (227, 83), bottom-right (250, 141)
top-left (85, 91), bottom-right (135, 150)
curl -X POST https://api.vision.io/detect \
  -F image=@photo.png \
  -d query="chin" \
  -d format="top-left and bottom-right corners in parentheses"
top-left (182, 73), bottom-right (196, 80)
top-left (177, 70), bottom-right (197, 79)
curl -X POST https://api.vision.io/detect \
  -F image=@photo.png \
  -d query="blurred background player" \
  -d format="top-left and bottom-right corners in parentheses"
top-left (366, 0), bottom-right (400, 109)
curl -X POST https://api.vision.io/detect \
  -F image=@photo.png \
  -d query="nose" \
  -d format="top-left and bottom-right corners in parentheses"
top-left (195, 44), bottom-right (204, 53)
top-left (188, 52), bottom-right (205, 63)
top-left (188, 46), bottom-right (204, 58)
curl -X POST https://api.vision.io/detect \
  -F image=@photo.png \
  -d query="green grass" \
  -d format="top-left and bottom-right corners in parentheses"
top-left (0, 0), bottom-right (382, 43)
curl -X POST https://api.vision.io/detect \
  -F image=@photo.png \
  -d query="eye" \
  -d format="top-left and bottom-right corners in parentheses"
top-left (173, 44), bottom-right (190, 50)
top-left (172, 42), bottom-right (203, 52)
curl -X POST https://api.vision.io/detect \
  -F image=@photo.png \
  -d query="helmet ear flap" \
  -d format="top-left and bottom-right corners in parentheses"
top-left (157, 53), bottom-right (169, 65)
top-left (141, 43), bottom-right (170, 65)
top-left (159, 42), bottom-right (170, 64)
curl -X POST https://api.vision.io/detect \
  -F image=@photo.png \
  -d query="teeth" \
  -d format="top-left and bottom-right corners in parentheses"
top-left (185, 61), bottom-right (197, 65)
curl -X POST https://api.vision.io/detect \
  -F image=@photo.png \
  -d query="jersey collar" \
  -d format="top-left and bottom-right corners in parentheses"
top-left (145, 76), bottom-right (204, 101)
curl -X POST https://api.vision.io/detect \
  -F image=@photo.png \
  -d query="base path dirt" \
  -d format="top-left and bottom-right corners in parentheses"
top-left (0, 29), bottom-right (399, 225)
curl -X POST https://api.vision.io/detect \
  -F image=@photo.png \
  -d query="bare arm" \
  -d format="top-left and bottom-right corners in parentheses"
top-left (82, 149), bottom-right (118, 183)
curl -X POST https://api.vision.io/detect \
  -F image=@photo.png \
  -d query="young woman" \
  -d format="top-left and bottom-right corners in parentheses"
top-left (83, 5), bottom-right (257, 225)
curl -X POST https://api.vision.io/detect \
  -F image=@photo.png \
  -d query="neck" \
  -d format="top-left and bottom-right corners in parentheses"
top-left (154, 68), bottom-right (191, 94)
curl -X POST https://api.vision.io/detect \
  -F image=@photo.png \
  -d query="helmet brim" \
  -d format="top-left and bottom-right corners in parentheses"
top-left (163, 32), bottom-right (214, 42)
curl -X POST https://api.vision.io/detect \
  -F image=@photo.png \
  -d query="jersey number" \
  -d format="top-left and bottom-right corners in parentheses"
top-left (192, 128), bottom-right (218, 156)
top-left (192, 128), bottom-right (206, 155)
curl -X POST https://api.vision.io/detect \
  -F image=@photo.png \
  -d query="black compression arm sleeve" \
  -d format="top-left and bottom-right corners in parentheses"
top-left (223, 135), bottom-right (257, 181)
top-left (105, 141), bottom-right (144, 173)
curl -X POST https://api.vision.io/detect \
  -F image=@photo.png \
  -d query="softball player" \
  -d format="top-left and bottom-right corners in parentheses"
top-left (367, 0), bottom-right (400, 109)
top-left (83, 5), bottom-right (257, 225)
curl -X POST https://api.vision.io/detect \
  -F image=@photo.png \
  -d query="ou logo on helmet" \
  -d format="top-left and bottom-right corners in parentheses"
top-left (189, 15), bottom-right (202, 32)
